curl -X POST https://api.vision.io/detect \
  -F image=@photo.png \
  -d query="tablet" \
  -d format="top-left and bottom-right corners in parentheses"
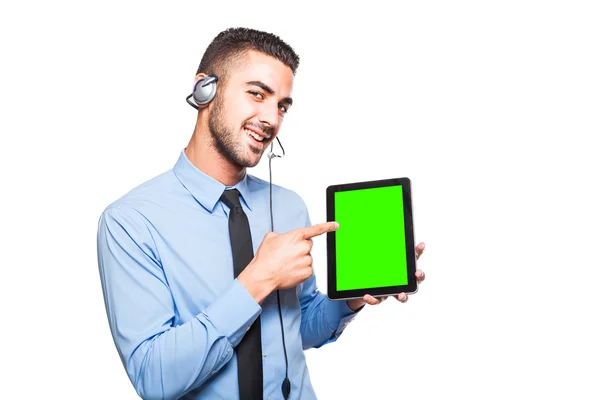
top-left (326, 177), bottom-right (417, 300)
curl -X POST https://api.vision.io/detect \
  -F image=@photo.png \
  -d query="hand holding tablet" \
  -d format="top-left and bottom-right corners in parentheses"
top-left (326, 177), bottom-right (422, 301)
top-left (360, 244), bottom-right (426, 306)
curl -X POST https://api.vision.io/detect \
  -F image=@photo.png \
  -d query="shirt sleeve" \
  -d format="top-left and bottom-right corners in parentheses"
top-left (297, 206), bottom-right (363, 349)
top-left (97, 206), bottom-right (261, 400)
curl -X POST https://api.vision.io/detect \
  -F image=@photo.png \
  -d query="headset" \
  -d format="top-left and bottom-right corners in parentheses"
top-left (187, 75), bottom-right (291, 399)
top-left (186, 74), bottom-right (218, 108)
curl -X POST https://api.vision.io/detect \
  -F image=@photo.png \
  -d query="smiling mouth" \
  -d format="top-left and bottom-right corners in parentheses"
top-left (243, 127), bottom-right (270, 143)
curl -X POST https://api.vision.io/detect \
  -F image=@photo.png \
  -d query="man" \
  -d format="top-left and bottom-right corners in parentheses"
top-left (97, 27), bottom-right (426, 400)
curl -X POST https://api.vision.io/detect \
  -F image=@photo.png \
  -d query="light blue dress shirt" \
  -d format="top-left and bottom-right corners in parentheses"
top-left (96, 148), bottom-right (360, 400)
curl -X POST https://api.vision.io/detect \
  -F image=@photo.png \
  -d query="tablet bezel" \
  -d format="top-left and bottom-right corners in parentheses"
top-left (326, 177), bottom-right (418, 300)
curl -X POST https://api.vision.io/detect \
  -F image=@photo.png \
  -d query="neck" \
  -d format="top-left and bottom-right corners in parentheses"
top-left (185, 117), bottom-right (246, 187)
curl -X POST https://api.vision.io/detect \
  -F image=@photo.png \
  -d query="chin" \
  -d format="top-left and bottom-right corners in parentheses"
top-left (229, 151), bottom-right (262, 169)
top-left (244, 155), bottom-right (262, 168)
top-left (245, 148), bottom-right (265, 167)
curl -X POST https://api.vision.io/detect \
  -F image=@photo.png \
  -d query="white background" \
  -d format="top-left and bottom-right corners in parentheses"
top-left (1, 1), bottom-right (599, 399)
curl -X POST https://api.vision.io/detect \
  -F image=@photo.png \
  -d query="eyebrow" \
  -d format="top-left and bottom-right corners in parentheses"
top-left (246, 80), bottom-right (293, 106)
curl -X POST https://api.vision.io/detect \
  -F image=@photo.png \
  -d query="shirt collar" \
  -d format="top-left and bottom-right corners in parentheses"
top-left (173, 147), bottom-right (253, 213)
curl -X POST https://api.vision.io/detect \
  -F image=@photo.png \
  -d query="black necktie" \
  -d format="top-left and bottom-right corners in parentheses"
top-left (220, 189), bottom-right (263, 400)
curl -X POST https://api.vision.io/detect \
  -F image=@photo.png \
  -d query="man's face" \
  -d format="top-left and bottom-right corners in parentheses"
top-left (207, 50), bottom-right (294, 168)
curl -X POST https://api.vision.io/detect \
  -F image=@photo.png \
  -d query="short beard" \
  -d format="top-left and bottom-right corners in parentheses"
top-left (208, 94), bottom-right (262, 168)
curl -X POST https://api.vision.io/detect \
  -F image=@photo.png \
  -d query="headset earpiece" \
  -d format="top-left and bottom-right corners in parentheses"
top-left (192, 74), bottom-right (218, 106)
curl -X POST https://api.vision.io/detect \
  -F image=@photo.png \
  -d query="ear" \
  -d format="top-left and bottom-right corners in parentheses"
top-left (194, 73), bottom-right (208, 85)
top-left (193, 72), bottom-right (216, 110)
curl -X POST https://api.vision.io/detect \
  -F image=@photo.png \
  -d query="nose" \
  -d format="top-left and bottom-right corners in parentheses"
top-left (257, 101), bottom-right (279, 129)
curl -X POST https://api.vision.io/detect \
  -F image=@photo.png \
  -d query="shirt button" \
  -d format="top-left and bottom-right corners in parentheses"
top-left (212, 370), bottom-right (217, 375)
top-left (263, 352), bottom-right (267, 357)
top-left (268, 397), bottom-right (273, 400)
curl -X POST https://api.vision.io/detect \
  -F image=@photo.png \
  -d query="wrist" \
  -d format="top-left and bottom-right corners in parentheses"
top-left (237, 261), bottom-right (276, 304)
top-left (347, 298), bottom-right (366, 311)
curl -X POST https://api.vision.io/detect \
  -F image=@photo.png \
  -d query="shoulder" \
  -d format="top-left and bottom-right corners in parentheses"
top-left (246, 174), bottom-right (311, 229)
top-left (98, 168), bottom-right (179, 226)
top-left (247, 173), bottom-right (308, 211)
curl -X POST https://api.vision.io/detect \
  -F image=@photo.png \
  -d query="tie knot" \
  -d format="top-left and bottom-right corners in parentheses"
top-left (220, 189), bottom-right (242, 209)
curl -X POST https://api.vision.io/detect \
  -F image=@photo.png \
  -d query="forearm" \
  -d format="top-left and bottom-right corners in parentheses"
top-left (299, 281), bottom-right (358, 349)
top-left (116, 280), bottom-right (261, 400)
top-left (130, 315), bottom-right (232, 399)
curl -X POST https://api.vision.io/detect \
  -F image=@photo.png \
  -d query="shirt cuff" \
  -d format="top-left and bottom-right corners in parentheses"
top-left (199, 278), bottom-right (262, 348)
top-left (325, 299), bottom-right (362, 338)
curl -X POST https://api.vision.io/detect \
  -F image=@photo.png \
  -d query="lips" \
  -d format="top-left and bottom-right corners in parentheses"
top-left (244, 128), bottom-right (265, 142)
top-left (243, 125), bottom-right (271, 142)
top-left (243, 129), bottom-right (266, 150)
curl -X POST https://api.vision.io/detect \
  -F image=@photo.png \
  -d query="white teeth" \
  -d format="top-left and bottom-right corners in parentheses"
top-left (244, 129), bottom-right (264, 142)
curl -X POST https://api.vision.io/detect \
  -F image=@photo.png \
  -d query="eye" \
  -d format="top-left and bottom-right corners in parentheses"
top-left (278, 104), bottom-right (289, 115)
top-left (248, 91), bottom-right (264, 100)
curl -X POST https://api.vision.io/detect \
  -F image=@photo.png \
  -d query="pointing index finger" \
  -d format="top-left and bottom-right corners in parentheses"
top-left (299, 221), bottom-right (339, 240)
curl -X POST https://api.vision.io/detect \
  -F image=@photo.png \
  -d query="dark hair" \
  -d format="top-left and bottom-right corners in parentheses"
top-left (196, 27), bottom-right (300, 83)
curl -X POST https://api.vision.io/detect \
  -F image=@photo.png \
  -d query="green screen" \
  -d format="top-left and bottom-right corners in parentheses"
top-left (334, 185), bottom-right (407, 290)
